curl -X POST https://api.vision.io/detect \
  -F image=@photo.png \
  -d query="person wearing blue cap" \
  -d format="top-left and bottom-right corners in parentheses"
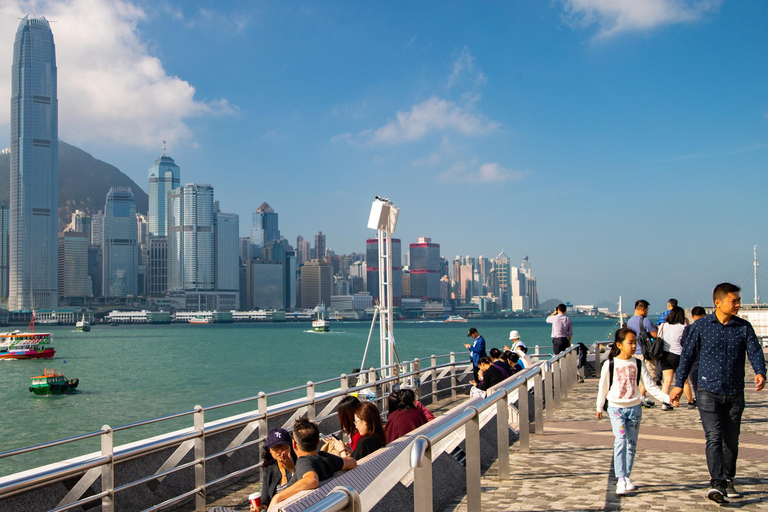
top-left (260, 428), bottom-right (296, 510)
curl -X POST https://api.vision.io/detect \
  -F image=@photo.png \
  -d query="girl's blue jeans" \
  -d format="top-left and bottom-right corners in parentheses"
top-left (607, 405), bottom-right (642, 478)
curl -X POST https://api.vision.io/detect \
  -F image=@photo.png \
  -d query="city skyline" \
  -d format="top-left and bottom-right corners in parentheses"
top-left (1, 1), bottom-right (767, 308)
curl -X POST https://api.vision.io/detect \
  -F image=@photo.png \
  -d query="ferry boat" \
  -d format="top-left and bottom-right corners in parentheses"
top-left (29, 369), bottom-right (79, 395)
top-left (444, 315), bottom-right (468, 323)
top-left (312, 311), bottom-right (330, 332)
top-left (75, 314), bottom-right (91, 332)
top-left (0, 331), bottom-right (55, 359)
top-left (189, 316), bottom-right (214, 324)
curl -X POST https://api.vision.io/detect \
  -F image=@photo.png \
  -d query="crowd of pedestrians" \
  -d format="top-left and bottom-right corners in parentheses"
top-left (597, 283), bottom-right (766, 504)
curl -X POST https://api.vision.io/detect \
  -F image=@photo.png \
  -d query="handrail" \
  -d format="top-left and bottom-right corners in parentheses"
top-left (292, 345), bottom-right (581, 512)
top-left (0, 348), bottom-right (476, 512)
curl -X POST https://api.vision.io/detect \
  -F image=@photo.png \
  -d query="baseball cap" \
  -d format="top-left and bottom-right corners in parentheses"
top-left (265, 428), bottom-right (291, 449)
top-left (508, 330), bottom-right (520, 341)
top-left (467, 327), bottom-right (478, 337)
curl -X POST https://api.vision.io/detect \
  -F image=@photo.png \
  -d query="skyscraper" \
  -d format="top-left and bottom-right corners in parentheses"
top-left (301, 259), bottom-right (331, 308)
top-left (91, 210), bottom-right (104, 246)
top-left (409, 237), bottom-right (441, 300)
top-left (296, 235), bottom-right (310, 265)
top-left (102, 187), bottom-right (138, 298)
top-left (251, 202), bottom-right (280, 253)
top-left (214, 210), bottom-right (240, 296)
top-left (9, 16), bottom-right (58, 310)
top-left (147, 152), bottom-right (180, 237)
top-left (58, 231), bottom-right (90, 299)
top-left (314, 231), bottom-right (326, 261)
top-left (493, 250), bottom-right (510, 310)
top-left (0, 204), bottom-right (8, 298)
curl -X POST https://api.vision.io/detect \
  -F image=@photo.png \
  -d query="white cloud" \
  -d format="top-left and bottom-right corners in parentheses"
top-left (561, 0), bottom-right (722, 38)
top-left (335, 96), bottom-right (499, 146)
top-left (412, 137), bottom-right (458, 167)
top-left (447, 46), bottom-right (487, 89)
top-left (0, 0), bottom-right (236, 149)
top-left (437, 160), bottom-right (527, 184)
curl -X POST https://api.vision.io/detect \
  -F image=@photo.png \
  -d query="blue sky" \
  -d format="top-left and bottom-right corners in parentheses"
top-left (1, 0), bottom-right (767, 311)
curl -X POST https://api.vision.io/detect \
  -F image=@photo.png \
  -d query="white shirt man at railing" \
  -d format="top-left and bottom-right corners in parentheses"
top-left (270, 419), bottom-right (356, 508)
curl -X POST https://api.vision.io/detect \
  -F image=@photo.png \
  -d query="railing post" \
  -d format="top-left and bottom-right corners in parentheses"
top-left (496, 397), bottom-right (510, 480)
top-left (431, 355), bottom-right (438, 400)
top-left (534, 345), bottom-right (540, 359)
top-left (518, 381), bottom-right (530, 454)
top-left (340, 373), bottom-right (349, 395)
top-left (413, 359), bottom-right (421, 401)
top-left (369, 368), bottom-right (379, 404)
top-left (544, 363), bottom-right (554, 422)
top-left (307, 381), bottom-right (316, 421)
top-left (101, 425), bottom-right (114, 512)
top-left (412, 441), bottom-right (433, 512)
top-left (553, 360), bottom-right (562, 408)
top-left (533, 371), bottom-right (544, 434)
top-left (449, 352), bottom-right (457, 400)
top-left (465, 412), bottom-right (482, 511)
top-left (561, 356), bottom-right (569, 400)
top-left (193, 405), bottom-right (205, 512)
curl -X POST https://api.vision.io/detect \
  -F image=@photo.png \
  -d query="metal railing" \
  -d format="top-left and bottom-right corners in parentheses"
top-left (0, 352), bottom-right (473, 512)
top-left (301, 345), bottom-right (581, 512)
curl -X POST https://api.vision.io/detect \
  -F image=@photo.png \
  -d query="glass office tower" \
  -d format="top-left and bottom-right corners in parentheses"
top-left (148, 153), bottom-right (180, 237)
top-left (9, 16), bottom-right (58, 310)
top-left (102, 187), bottom-right (138, 298)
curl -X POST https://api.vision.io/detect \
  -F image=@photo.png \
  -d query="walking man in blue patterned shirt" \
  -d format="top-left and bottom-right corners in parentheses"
top-left (671, 283), bottom-right (766, 504)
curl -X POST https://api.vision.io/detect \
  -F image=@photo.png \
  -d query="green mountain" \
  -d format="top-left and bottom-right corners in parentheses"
top-left (0, 141), bottom-right (148, 225)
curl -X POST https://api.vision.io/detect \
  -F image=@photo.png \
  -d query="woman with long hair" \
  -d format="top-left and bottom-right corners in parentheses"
top-left (350, 401), bottom-right (387, 460)
top-left (336, 396), bottom-right (361, 451)
top-left (384, 388), bottom-right (428, 443)
top-left (657, 306), bottom-right (689, 409)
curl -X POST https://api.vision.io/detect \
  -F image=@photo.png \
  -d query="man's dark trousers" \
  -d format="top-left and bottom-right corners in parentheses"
top-left (697, 389), bottom-right (745, 486)
top-left (552, 337), bottom-right (570, 355)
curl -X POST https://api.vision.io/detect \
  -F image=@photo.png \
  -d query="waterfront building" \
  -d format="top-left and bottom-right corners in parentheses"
top-left (91, 210), bottom-right (103, 246)
top-left (88, 245), bottom-right (102, 296)
top-left (102, 187), bottom-right (138, 298)
top-left (314, 231), bottom-right (326, 262)
top-left (246, 260), bottom-right (284, 310)
top-left (409, 237), bottom-right (441, 301)
top-left (146, 236), bottom-right (167, 297)
top-left (296, 235), bottom-right (310, 265)
top-left (300, 259), bottom-right (331, 308)
top-left (492, 250), bottom-right (511, 310)
top-left (331, 293), bottom-right (373, 311)
top-left (9, 16), bottom-right (59, 310)
top-left (57, 231), bottom-right (90, 299)
top-left (214, 210), bottom-right (240, 304)
top-left (250, 202), bottom-right (280, 253)
top-left (147, 152), bottom-right (180, 237)
top-left (168, 184), bottom-right (214, 293)
top-left (365, 237), bottom-right (402, 305)
top-left (0, 204), bottom-right (8, 298)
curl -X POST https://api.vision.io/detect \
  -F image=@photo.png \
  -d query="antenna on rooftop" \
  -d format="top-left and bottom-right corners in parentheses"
top-left (162, 140), bottom-right (167, 156)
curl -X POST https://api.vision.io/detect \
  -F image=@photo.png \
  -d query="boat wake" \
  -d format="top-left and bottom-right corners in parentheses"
top-left (303, 330), bottom-right (346, 334)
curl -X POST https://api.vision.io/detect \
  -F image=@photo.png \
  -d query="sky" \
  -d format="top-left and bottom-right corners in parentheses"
top-left (1, 0), bottom-right (767, 312)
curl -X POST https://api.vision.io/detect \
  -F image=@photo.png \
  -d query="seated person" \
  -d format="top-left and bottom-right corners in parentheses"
top-left (334, 396), bottom-right (361, 455)
top-left (385, 388), bottom-right (428, 444)
top-left (387, 385), bottom-right (435, 421)
top-left (350, 401), bottom-right (387, 460)
top-left (471, 356), bottom-right (505, 391)
top-left (489, 347), bottom-right (511, 378)
top-left (271, 419), bottom-right (356, 506)
top-left (260, 428), bottom-right (297, 510)
top-left (503, 351), bottom-right (523, 375)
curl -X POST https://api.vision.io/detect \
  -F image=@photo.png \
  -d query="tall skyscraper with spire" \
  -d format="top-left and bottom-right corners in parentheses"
top-left (9, 16), bottom-right (58, 310)
top-left (147, 147), bottom-right (180, 237)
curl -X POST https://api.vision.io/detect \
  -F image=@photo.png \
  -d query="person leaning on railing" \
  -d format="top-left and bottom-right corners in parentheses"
top-left (350, 401), bottom-right (387, 460)
top-left (271, 419), bottom-right (356, 506)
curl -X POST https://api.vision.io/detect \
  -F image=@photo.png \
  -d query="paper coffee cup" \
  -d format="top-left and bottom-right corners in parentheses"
top-left (248, 492), bottom-right (262, 510)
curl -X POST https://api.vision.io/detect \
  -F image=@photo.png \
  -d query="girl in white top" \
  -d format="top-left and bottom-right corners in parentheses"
top-left (596, 327), bottom-right (672, 495)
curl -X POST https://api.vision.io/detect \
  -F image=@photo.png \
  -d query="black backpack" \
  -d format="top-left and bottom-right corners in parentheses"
top-left (602, 357), bottom-right (642, 411)
top-left (637, 318), bottom-right (663, 360)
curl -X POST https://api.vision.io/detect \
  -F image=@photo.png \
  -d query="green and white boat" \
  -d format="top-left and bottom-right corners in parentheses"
top-left (29, 369), bottom-right (79, 396)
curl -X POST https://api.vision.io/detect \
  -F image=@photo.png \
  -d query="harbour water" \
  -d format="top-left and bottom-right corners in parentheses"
top-left (0, 317), bottom-right (613, 476)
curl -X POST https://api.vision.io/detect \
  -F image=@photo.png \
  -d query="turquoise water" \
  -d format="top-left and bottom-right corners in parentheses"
top-left (0, 317), bottom-right (614, 475)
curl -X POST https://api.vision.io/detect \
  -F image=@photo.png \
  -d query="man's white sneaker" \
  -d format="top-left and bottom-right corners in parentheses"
top-left (616, 478), bottom-right (627, 495)
top-left (624, 477), bottom-right (636, 491)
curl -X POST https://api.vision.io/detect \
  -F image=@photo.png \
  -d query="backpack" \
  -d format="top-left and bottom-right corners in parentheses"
top-left (637, 317), bottom-right (663, 360)
top-left (602, 357), bottom-right (642, 411)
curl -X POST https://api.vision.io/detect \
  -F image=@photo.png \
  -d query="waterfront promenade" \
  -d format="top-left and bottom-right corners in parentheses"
top-left (444, 353), bottom-right (768, 512)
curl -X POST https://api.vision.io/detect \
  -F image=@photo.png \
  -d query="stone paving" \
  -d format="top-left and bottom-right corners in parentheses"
top-left (444, 354), bottom-right (768, 511)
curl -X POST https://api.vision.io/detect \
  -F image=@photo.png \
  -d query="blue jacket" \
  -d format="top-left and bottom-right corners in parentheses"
top-left (468, 335), bottom-right (486, 366)
top-left (675, 313), bottom-right (766, 395)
